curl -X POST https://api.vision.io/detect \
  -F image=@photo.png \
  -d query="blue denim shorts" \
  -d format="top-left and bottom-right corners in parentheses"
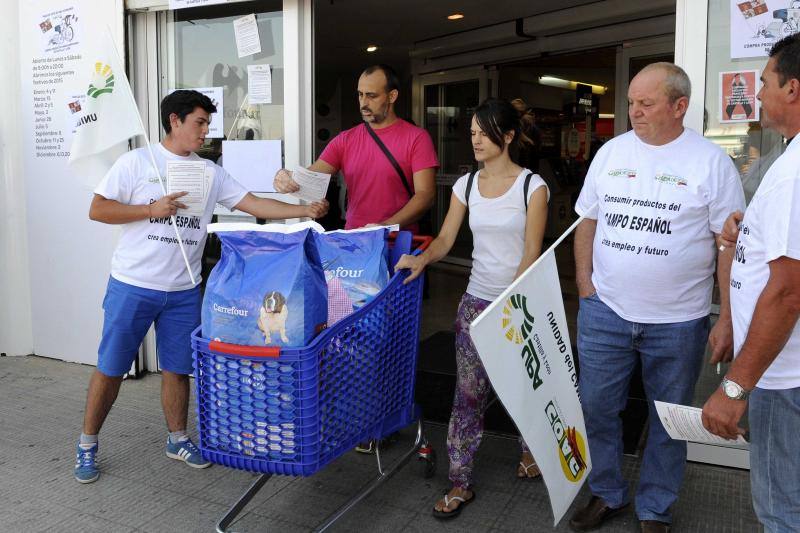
top-left (96, 276), bottom-right (201, 376)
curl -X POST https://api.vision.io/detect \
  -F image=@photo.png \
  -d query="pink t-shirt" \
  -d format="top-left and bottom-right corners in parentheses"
top-left (319, 119), bottom-right (439, 231)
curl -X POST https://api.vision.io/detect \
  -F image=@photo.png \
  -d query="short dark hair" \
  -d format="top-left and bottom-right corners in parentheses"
top-left (769, 33), bottom-right (800, 87)
top-left (473, 97), bottom-right (532, 153)
top-left (361, 64), bottom-right (400, 93)
top-left (160, 90), bottom-right (216, 134)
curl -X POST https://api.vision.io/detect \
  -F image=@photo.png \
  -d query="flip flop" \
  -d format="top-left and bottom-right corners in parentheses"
top-left (432, 489), bottom-right (477, 520)
top-left (517, 460), bottom-right (542, 479)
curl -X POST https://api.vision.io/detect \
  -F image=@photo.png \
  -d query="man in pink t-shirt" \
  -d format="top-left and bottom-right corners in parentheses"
top-left (274, 65), bottom-right (439, 232)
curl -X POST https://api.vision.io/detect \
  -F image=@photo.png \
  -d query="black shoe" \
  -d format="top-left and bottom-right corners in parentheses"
top-left (640, 520), bottom-right (671, 533)
top-left (569, 495), bottom-right (629, 531)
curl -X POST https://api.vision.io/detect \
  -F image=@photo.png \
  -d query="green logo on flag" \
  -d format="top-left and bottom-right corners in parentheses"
top-left (87, 62), bottom-right (114, 98)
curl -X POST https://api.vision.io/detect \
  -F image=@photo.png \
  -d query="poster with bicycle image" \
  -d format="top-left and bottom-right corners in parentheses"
top-left (39, 5), bottom-right (80, 55)
top-left (731, 1), bottom-right (800, 58)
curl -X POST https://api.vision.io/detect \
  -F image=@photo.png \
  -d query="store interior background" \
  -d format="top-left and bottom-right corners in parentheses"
top-left (162, 0), bottom-right (754, 462)
top-left (311, 0), bottom-right (680, 450)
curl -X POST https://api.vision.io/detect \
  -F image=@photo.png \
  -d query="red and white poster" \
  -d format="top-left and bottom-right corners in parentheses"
top-left (719, 70), bottom-right (760, 123)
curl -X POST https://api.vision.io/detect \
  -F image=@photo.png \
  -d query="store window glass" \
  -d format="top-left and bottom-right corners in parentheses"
top-left (704, 0), bottom-right (786, 203)
top-left (166, 1), bottom-right (284, 163)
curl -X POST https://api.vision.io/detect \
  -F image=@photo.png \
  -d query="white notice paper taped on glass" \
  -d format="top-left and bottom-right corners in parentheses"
top-left (654, 401), bottom-right (748, 445)
top-left (233, 14), bottom-right (261, 58)
top-left (167, 160), bottom-right (208, 216)
top-left (290, 167), bottom-right (331, 202)
top-left (169, 0), bottom-right (228, 9)
top-left (222, 139), bottom-right (281, 192)
top-left (247, 64), bottom-right (272, 104)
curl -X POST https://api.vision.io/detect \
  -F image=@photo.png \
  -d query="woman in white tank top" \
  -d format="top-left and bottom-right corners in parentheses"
top-left (396, 98), bottom-right (549, 520)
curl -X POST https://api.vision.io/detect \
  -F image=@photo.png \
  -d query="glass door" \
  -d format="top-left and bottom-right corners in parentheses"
top-left (415, 68), bottom-right (493, 266)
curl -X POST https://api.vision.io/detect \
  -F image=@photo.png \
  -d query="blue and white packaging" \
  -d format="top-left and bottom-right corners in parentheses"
top-left (202, 221), bottom-right (327, 347)
top-left (316, 227), bottom-right (391, 312)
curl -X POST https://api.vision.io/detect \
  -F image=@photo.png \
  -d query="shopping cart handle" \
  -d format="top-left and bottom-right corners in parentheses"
top-left (208, 340), bottom-right (281, 358)
top-left (411, 235), bottom-right (433, 252)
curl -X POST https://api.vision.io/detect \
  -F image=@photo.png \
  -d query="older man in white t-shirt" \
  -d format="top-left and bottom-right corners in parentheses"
top-left (568, 63), bottom-right (745, 533)
top-left (702, 35), bottom-right (800, 533)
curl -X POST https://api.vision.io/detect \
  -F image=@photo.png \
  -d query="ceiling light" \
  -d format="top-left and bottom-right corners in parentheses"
top-left (538, 75), bottom-right (607, 95)
top-left (366, 45), bottom-right (378, 52)
top-left (447, 13), bottom-right (464, 20)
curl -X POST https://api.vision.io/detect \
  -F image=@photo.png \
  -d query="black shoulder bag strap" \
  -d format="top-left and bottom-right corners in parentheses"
top-left (464, 170), bottom-right (478, 209)
top-left (466, 170), bottom-right (534, 211)
top-left (364, 124), bottom-right (413, 199)
top-left (523, 171), bottom-right (534, 212)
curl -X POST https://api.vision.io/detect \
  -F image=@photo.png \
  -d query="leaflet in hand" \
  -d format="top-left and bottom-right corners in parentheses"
top-left (290, 167), bottom-right (331, 202)
top-left (654, 401), bottom-right (748, 445)
top-left (167, 160), bottom-right (208, 216)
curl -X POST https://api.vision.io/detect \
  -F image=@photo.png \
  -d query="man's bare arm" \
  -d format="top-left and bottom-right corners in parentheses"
top-left (380, 167), bottom-right (436, 228)
top-left (574, 218), bottom-right (597, 298)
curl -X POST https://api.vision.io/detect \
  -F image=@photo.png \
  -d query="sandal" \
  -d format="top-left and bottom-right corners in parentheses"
top-left (432, 489), bottom-right (477, 520)
top-left (517, 459), bottom-right (542, 479)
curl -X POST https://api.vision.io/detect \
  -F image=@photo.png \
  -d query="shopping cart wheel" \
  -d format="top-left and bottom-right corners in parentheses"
top-left (417, 443), bottom-right (437, 478)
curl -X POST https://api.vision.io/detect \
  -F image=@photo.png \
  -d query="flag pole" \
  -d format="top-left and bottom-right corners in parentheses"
top-left (106, 27), bottom-right (196, 285)
top-left (472, 201), bottom-right (599, 324)
top-left (226, 93), bottom-right (249, 141)
top-left (518, 200), bottom-right (598, 278)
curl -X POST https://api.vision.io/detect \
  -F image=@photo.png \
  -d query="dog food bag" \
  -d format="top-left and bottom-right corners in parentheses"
top-left (315, 227), bottom-right (391, 323)
top-left (202, 221), bottom-right (327, 347)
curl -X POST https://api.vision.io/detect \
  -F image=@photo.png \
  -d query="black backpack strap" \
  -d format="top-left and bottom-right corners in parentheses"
top-left (364, 123), bottom-right (413, 199)
top-left (523, 171), bottom-right (534, 212)
top-left (464, 170), bottom-right (478, 209)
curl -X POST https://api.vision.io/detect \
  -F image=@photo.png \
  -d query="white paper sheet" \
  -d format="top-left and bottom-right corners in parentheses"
top-left (233, 14), bottom-right (261, 58)
top-left (290, 167), bottom-right (331, 202)
top-left (655, 401), bottom-right (748, 445)
top-left (167, 160), bottom-right (208, 216)
top-left (222, 139), bottom-right (281, 192)
top-left (247, 64), bottom-right (272, 104)
top-left (169, 0), bottom-right (228, 9)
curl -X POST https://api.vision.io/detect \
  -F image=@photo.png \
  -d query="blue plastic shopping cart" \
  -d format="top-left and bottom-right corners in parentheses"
top-left (191, 232), bottom-right (436, 532)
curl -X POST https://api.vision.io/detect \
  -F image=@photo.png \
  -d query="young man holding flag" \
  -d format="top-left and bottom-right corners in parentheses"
top-left (73, 90), bottom-right (327, 483)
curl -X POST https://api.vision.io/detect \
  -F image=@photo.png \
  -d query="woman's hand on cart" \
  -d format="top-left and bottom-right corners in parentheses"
top-left (395, 254), bottom-right (427, 284)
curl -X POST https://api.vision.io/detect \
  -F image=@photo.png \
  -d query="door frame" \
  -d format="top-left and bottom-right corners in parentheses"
top-left (413, 66), bottom-right (495, 267)
top-left (613, 35), bottom-right (676, 136)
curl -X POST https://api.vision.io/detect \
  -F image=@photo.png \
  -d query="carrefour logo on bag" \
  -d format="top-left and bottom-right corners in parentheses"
top-left (87, 62), bottom-right (114, 98)
top-left (545, 400), bottom-right (587, 482)
top-left (502, 294), bottom-right (543, 391)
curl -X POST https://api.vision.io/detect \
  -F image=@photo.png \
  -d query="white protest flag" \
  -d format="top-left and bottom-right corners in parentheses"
top-left (68, 30), bottom-right (145, 188)
top-left (469, 216), bottom-right (592, 525)
top-left (68, 28), bottom-right (196, 285)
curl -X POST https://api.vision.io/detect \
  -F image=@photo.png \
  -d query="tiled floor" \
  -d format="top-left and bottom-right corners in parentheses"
top-left (0, 355), bottom-right (760, 532)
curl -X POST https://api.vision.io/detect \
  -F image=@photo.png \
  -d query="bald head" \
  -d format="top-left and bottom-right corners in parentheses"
top-left (636, 62), bottom-right (691, 103)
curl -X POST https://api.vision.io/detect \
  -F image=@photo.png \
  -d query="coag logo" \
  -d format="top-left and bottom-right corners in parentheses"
top-left (608, 168), bottom-right (637, 179)
top-left (87, 62), bottom-right (114, 98)
top-left (654, 173), bottom-right (688, 188)
top-left (502, 294), bottom-right (543, 390)
top-left (545, 400), bottom-right (588, 482)
top-left (502, 294), bottom-right (534, 344)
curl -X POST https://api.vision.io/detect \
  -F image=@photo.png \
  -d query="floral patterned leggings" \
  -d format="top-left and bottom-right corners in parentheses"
top-left (447, 292), bottom-right (530, 489)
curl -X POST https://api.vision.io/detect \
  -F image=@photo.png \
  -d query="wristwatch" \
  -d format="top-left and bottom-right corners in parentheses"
top-left (721, 377), bottom-right (750, 400)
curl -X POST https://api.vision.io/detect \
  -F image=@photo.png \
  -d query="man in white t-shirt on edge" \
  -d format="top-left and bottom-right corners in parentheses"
top-left (702, 34), bottom-right (800, 532)
top-left (569, 63), bottom-right (745, 533)
top-left (73, 90), bottom-right (328, 484)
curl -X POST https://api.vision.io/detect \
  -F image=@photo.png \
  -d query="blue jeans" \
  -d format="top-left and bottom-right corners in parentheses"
top-left (749, 386), bottom-right (800, 532)
top-left (577, 293), bottom-right (709, 523)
